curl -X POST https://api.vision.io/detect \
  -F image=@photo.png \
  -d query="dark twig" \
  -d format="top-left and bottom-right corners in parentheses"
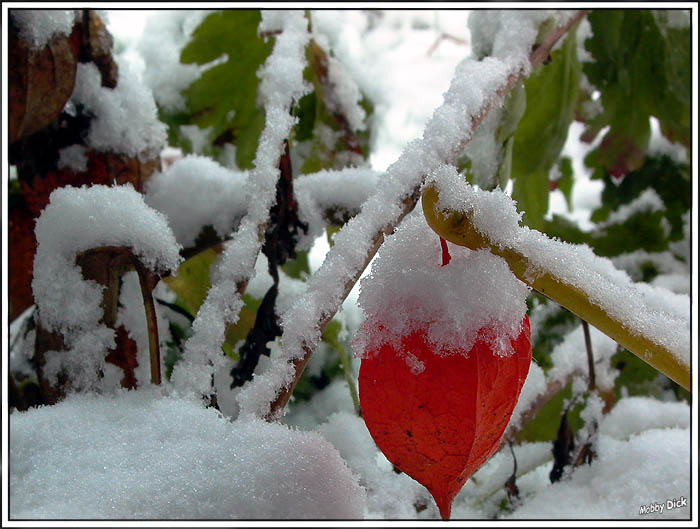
top-left (582, 319), bottom-right (596, 391)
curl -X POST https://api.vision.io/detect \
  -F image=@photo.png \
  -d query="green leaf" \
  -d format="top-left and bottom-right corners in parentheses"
top-left (172, 10), bottom-right (274, 168)
top-left (583, 10), bottom-right (690, 176)
top-left (281, 250), bottom-right (310, 279)
top-left (542, 214), bottom-right (590, 246)
top-left (511, 168), bottom-right (549, 230)
top-left (510, 23), bottom-right (580, 228)
top-left (496, 136), bottom-right (514, 190)
top-left (322, 319), bottom-right (343, 348)
top-left (293, 92), bottom-right (317, 143)
top-left (611, 348), bottom-right (667, 400)
top-left (497, 82), bottom-right (527, 145)
top-left (517, 383), bottom-right (585, 443)
top-left (593, 155), bottom-right (690, 242)
top-left (512, 25), bottom-right (581, 178)
top-left (223, 294), bottom-right (263, 360)
top-left (555, 157), bottom-right (574, 212)
top-left (163, 247), bottom-right (222, 315)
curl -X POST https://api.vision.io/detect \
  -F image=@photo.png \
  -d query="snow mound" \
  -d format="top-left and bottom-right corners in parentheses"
top-left (10, 388), bottom-right (366, 519)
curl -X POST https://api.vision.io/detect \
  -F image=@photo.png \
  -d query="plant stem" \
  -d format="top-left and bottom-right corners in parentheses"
top-left (132, 258), bottom-right (161, 385)
top-left (581, 319), bottom-right (596, 391)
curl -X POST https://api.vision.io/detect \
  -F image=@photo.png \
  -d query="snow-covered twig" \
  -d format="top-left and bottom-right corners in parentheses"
top-left (171, 11), bottom-right (311, 395)
top-left (236, 10), bottom-right (588, 420)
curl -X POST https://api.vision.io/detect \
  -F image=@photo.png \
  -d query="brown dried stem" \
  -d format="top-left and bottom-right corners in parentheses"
top-left (266, 11), bottom-right (589, 420)
top-left (131, 258), bottom-right (162, 385)
top-left (582, 319), bottom-right (596, 391)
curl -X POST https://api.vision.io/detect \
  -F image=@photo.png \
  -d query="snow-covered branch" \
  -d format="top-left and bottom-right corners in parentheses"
top-left (170, 11), bottom-right (311, 395)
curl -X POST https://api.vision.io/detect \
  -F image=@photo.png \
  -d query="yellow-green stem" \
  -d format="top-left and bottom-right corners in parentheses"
top-left (422, 186), bottom-right (690, 392)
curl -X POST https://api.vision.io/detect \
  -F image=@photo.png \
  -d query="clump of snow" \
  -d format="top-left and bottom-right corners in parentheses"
top-left (326, 53), bottom-right (367, 131)
top-left (429, 163), bottom-right (690, 369)
top-left (179, 124), bottom-right (213, 154)
top-left (32, 184), bottom-right (182, 390)
top-left (469, 10), bottom-right (554, 66)
top-left (145, 155), bottom-right (248, 248)
top-left (284, 379), bottom-right (358, 431)
top-left (138, 10), bottom-right (209, 112)
top-left (600, 396), bottom-right (690, 440)
top-left (295, 167), bottom-right (380, 248)
top-left (9, 306), bottom-right (37, 380)
top-left (9, 388), bottom-right (366, 519)
top-left (70, 56), bottom-right (167, 161)
top-left (452, 441), bottom-right (553, 518)
top-left (353, 212), bottom-right (530, 362)
top-left (653, 9), bottom-right (691, 30)
top-left (576, 15), bottom-right (594, 63)
top-left (457, 105), bottom-right (504, 189)
top-left (508, 428), bottom-right (690, 519)
top-left (506, 361), bottom-right (547, 434)
top-left (598, 188), bottom-right (665, 228)
top-left (57, 144), bottom-right (89, 172)
top-left (548, 323), bottom-right (620, 391)
top-left (11, 9), bottom-right (78, 49)
top-left (316, 411), bottom-right (435, 518)
top-left (612, 249), bottom-right (688, 283)
top-left (648, 118), bottom-right (689, 164)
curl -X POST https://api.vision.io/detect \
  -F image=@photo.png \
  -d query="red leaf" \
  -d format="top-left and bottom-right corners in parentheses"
top-left (9, 201), bottom-right (37, 321)
top-left (359, 316), bottom-right (531, 519)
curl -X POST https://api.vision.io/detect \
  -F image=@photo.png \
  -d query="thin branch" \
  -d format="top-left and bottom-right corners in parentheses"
top-left (265, 11), bottom-right (589, 420)
top-left (427, 32), bottom-right (468, 57)
top-left (132, 257), bottom-right (162, 385)
top-left (582, 319), bottom-right (596, 391)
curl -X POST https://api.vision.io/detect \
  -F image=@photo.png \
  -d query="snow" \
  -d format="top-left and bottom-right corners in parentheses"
top-left (137, 10), bottom-right (208, 112)
top-left (325, 52), bottom-right (367, 131)
top-left (598, 188), bottom-right (665, 228)
top-left (353, 212), bottom-right (530, 363)
top-left (600, 396), bottom-right (690, 440)
top-left (429, 164), bottom-right (690, 369)
top-left (179, 124), bottom-right (213, 154)
top-left (32, 184), bottom-right (181, 390)
top-left (649, 117), bottom-right (689, 164)
top-left (547, 322), bottom-right (620, 391)
top-left (9, 388), bottom-right (366, 519)
top-left (57, 144), bottom-right (88, 172)
top-left (145, 155), bottom-right (248, 249)
top-left (508, 428), bottom-right (690, 519)
top-left (70, 57), bottom-right (167, 161)
top-left (316, 411), bottom-right (433, 518)
top-left (11, 9), bottom-right (77, 49)
top-left (294, 167), bottom-right (380, 248)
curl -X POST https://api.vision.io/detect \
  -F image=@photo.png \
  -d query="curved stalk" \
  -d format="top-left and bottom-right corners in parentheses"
top-left (422, 186), bottom-right (690, 392)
